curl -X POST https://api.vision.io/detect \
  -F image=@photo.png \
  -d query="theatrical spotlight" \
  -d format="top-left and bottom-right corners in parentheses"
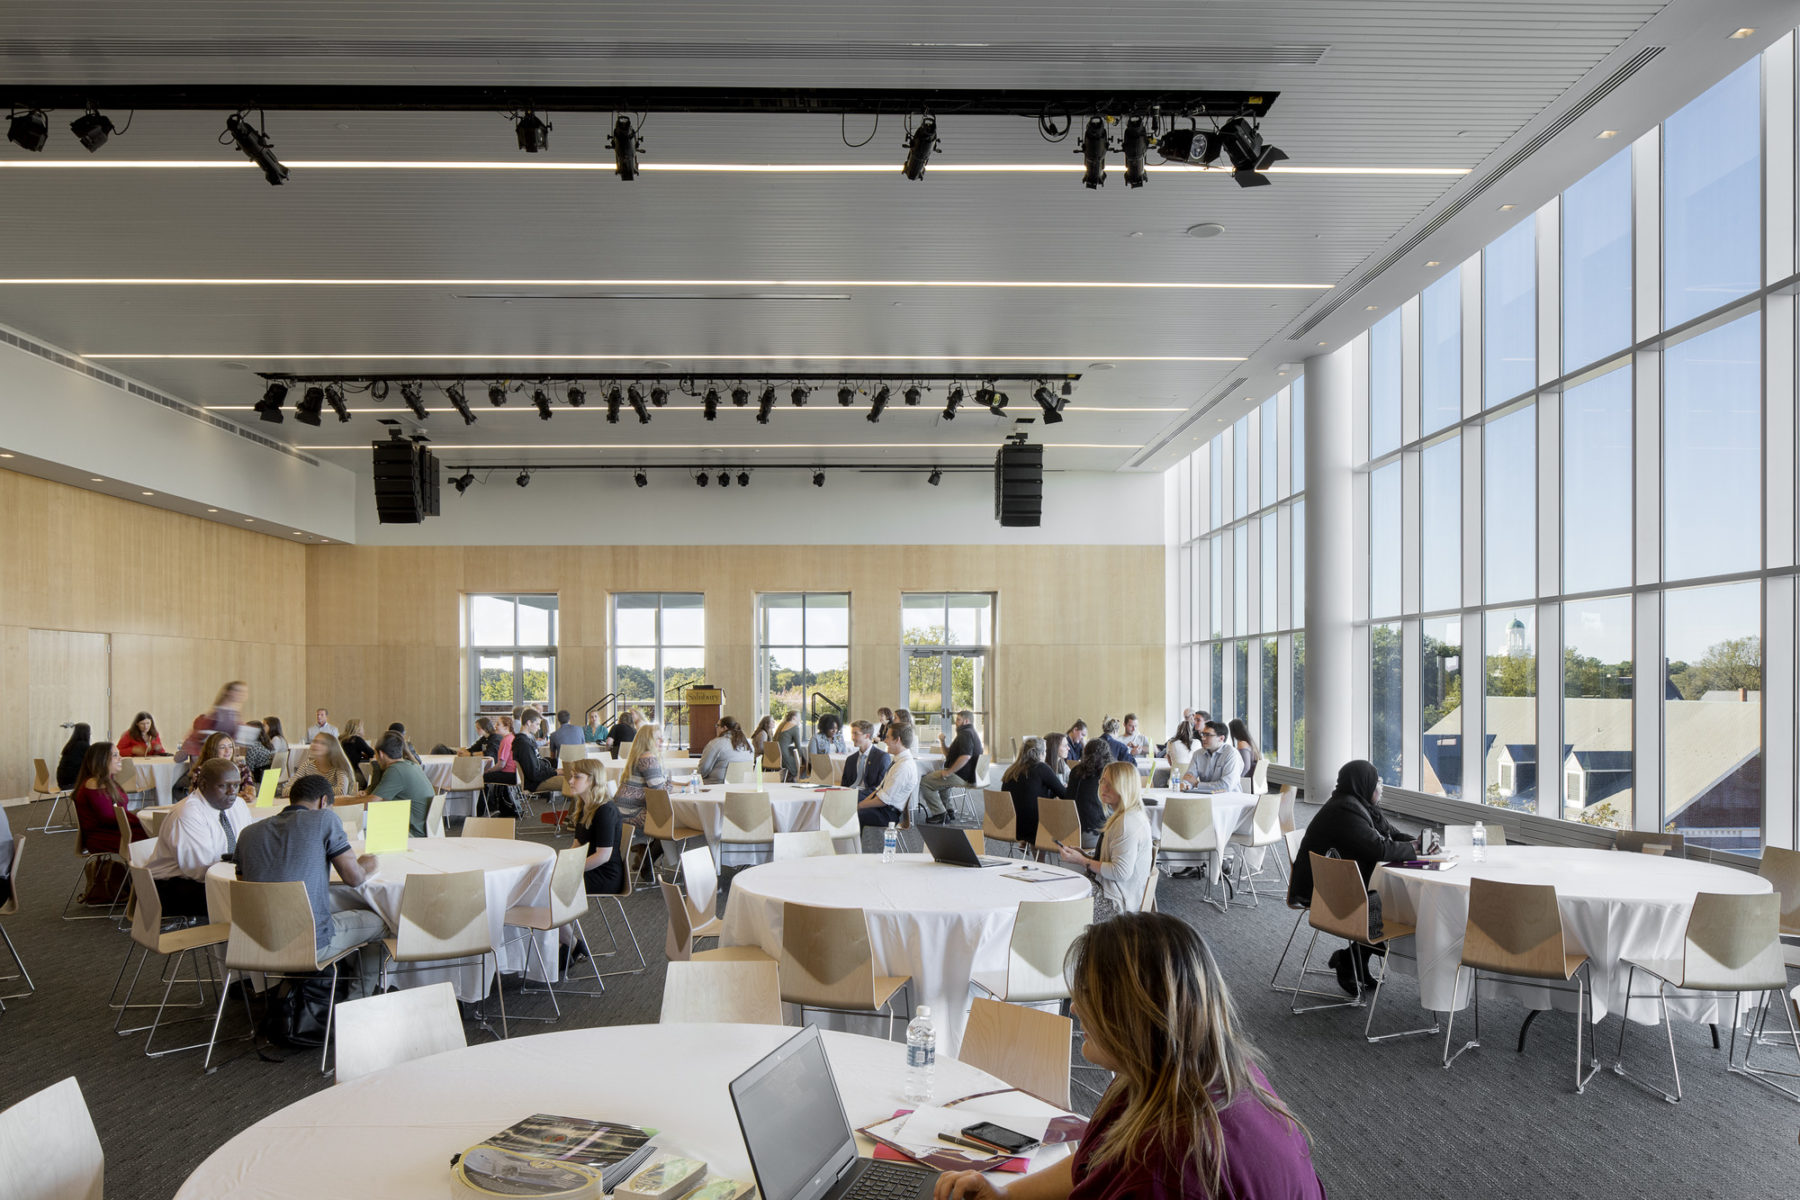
top-left (606, 385), bottom-right (623, 424)
top-left (369, 380), bottom-right (390, 402)
top-left (566, 384), bottom-right (587, 408)
top-left (531, 387), bottom-right (553, 420)
top-left (902, 115), bottom-right (938, 180)
top-left (717, 470), bottom-right (731, 488)
top-left (790, 385), bottom-right (809, 407)
top-left (837, 385), bottom-right (856, 407)
top-left (225, 112), bottom-right (288, 185)
top-left (516, 470), bottom-right (531, 488)
top-left (488, 382), bottom-right (508, 407)
top-left (1033, 383), bottom-right (1066, 425)
top-left (903, 385), bottom-right (922, 407)
top-left (609, 115), bottom-right (641, 180)
top-left (633, 469), bottom-right (648, 488)
top-left (811, 470), bottom-right (826, 487)
top-left (1079, 117), bottom-right (1108, 189)
top-left (445, 382), bottom-right (475, 426)
top-left (928, 468), bottom-right (943, 486)
top-left (400, 381), bottom-right (429, 420)
top-left (1155, 126), bottom-right (1222, 167)
top-left (757, 387), bottom-right (775, 425)
top-left (649, 385), bottom-right (669, 407)
top-left (325, 384), bottom-right (351, 423)
top-left (736, 470), bottom-right (750, 487)
top-left (513, 110), bottom-right (551, 153)
top-left (703, 387), bottom-right (720, 421)
top-left (628, 385), bottom-right (650, 424)
top-left (1218, 116), bottom-right (1287, 188)
top-left (6, 108), bottom-right (49, 153)
top-left (695, 470), bottom-right (709, 488)
top-left (70, 109), bottom-right (117, 153)
top-left (731, 385), bottom-right (751, 408)
top-left (974, 383), bottom-right (997, 411)
top-left (942, 385), bottom-right (964, 421)
top-left (1122, 117), bottom-right (1150, 188)
top-left (293, 385), bottom-right (324, 427)
top-left (452, 471), bottom-right (476, 494)
top-left (990, 389), bottom-right (1010, 415)
top-left (867, 385), bottom-right (890, 423)
top-left (255, 380), bottom-right (289, 424)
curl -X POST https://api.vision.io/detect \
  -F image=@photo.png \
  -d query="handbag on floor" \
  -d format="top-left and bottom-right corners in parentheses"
top-left (77, 857), bottom-right (129, 906)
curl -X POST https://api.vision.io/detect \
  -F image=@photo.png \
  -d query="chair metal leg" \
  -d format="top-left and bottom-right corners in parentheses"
top-left (508, 932), bottom-right (566, 1021)
top-left (1288, 931), bottom-right (1364, 1013)
top-left (202, 968), bottom-right (235, 1073)
top-left (0, 920), bottom-right (34, 999)
top-left (1443, 966), bottom-right (1481, 1068)
top-left (1362, 940), bottom-right (1440, 1043)
top-left (60, 857), bottom-right (124, 921)
top-left (1732, 988), bottom-right (1800, 1101)
top-left (1611, 968), bottom-right (1681, 1103)
top-left (587, 898), bottom-right (647, 979)
top-left (30, 792), bottom-right (77, 834)
top-left (320, 963), bottom-right (340, 1074)
top-left (1573, 971), bottom-right (1599, 1094)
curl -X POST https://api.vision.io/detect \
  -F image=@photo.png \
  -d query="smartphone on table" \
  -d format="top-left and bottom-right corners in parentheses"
top-left (960, 1121), bottom-right (1041, 1155)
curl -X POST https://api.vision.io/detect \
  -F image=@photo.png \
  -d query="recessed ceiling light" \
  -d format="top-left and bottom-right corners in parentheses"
top-left (1087, 362), bottom-right (1115, 370)
top-left (1126, 231), bottom-right (1145, 239)
top-left (1730, 28), bottom-right (1756, 39)
top-left (1595, 130), bottom-right (1619, 140)
top-left (244, 517), bottom-right (254, 522)
top-left (1425, 260), bottom-right (1441, 267)
top-left (1185, 222), bottom-right (1226, 239)
top-left (1499, 204), bottom-right (1515, 212)
top-left (141, 490), bottom-right (154, 496)
top-left (1364, 305), bottom-right (1378, 311)
top-left (1317, 341), bottom-right (1327, 346)
top-left (0, 451), bottom-right (14, 457)
top-left (291, 531), bottom-right (304, 536)
top-left (206, 507), bottom-right (218, 512)
top-left (90, 476), bottom-right (103, 481)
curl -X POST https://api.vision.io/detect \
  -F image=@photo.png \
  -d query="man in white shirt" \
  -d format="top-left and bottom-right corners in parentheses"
top-left (306, 708), bottom-right (339, 741)
top-left (858, 723), bottom-right (920, 828)
top-left (147, 758), bottom-right (254, 917)
top-left (1120, 713), bottom-right (1152, 759)
top-left (1179, 721), bottom-right (1244, 793)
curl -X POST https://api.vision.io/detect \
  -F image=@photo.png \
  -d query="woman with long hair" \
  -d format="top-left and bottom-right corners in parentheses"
top-left (261, 716), bottom-right (289, 755)
top-left (612, 722), bottom-right (668, 824)
top-left (750, 715), bottom-right (776, 760)
top-left (934, 914), bottom-right (1323, 1200)
top-left (1059, 761), bottom-right (1153, 915)
top-left (280, 731), bottom-right (355, 798)
top-left (773, 710), bottom-right (803, 781)
top-left (196, 731), bottom-right (257, 801)
top-left (808, 712), bottom-right (848, 757)
top-left (1166, 720), bottom-right (1197, 769)
top-left (177, 680), bottom-right (248, 760)
top-left (56, 723), bottom-right (93, 789)
top-left (875, 707), bottom-right (896, 741)
top-left (1228, 717), bottom-right (1261, 782)
top-left (72, 742), bottom-right (147, 853)
top-left (237, 720), bottom-right (274, 777)
top-left (562, 759), bottom-right (610, 836)
top-left (1065, 736), bottom-right (1115, 847)
top-left (1042, 732), bottom-right (1071, 781)
top-left (698, 716), bottom-right (754, 784)
top-left (117, 712), bottom-right (165, 758)
top-left (1000, 736), bottom-right (1067, 848)
top-left (607, 709), bottom-right (641, 759)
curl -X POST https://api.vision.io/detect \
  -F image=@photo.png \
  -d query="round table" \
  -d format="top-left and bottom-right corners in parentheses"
top-left (203, 836), bottom-right (559, 1002)
top-left (1374, 846), bottom-right (1773, 1023)
top-left (670, 782), bottom-right (829, 843)
top-left (722, 853), bottom-right (1090, 1056)
top-left (126, 755), bottom-right (183, 806)
top-left (1141, 789), bottom-right (1261, 884)
top-left (173, 1024), bottom-right (1066, 1200)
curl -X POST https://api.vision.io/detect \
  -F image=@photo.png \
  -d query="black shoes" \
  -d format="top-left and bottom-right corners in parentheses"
top-left (1330, 949), bottom-right (1359, 996)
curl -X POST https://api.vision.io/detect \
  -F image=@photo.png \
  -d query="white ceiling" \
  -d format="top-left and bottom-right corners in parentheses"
top-left (0, 0), bottom-right (1777, 483)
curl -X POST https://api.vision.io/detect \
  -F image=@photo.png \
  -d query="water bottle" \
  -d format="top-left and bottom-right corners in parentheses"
top-left (1471, 822), bottom-right (1487, 863)
top-left (903, 1006), bottom-right (936, 1104)
top-left (883, 822), bottom-right (898, 863)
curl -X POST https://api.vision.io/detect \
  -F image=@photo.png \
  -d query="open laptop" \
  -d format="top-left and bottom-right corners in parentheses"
top-left (918, 822), bottom-right (1014, 869)
top-left (730, 1025), bottom-right (936, 1200)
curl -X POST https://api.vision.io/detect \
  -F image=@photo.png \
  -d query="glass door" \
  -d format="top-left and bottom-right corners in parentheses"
top-left (902, 648), bottom-right (988, 745)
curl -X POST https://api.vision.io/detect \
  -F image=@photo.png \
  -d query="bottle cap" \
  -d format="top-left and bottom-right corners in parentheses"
top-left (916, 1005), bottom-right (931, 1017)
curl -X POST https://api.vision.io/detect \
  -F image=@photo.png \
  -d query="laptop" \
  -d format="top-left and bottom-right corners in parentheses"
top-left (729, 1026), bottom-right (936, 1200)
top-left (918, 822), bottom-right (1014, 869)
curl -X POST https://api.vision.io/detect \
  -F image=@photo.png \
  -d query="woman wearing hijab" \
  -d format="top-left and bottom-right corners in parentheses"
top-left (56, 723), bottom-right (93, 789)
top-left (1287, 759), bottom-right (1421, 996)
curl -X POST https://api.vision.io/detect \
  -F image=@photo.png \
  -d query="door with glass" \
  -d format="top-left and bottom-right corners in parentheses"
top-left (901, 647), bottom-right (988, 744)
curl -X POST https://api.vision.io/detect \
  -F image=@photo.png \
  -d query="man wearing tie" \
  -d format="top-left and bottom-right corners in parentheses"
top-left (841, 720), bottom-right (891, 802)
top-left (145, 757), bottom-right (253, 917)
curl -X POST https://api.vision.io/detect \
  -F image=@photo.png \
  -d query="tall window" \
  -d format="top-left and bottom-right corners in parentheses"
top-left (757, 593), bottom-right (850, 735)
top-left (1369, 461), bottom-right (1402, 619)
top-left (1420, 271), bottom-right (1462, 435)
top-left (1420, 436), bottom-right (1460, 612)
top-left (469, 594), bottom-right (557, 733)
top-left (1664, 314), bottom-right (1760, 581)
top-left (1483, 219), bottom-right (1536, 406)
top-left (611, 594), bottom-right (705, 746)
top-left (902, 593), bottom-right (993, 742)
top-left (1563, 596), bottom-right (1632, 827)
top-left (1422, 617), bottom-right (1462, 797)
top-left (1664, 60), bottom-right (1761, 326)
top-left (1483, 405), bottom-right (1536, 604)
top-left (1664, 582), bottom-right (1762, 853)
top-left (1369, 311), bottom-right (1403, 459)
top-left (1561, 149), bottom-right (1632, 370)
top-left (1563, 366), bottom-right (1633, 594)
top-left (1370, 624), bottom-right (1403, 785)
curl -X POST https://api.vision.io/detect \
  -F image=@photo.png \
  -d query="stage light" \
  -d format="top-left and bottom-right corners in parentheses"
top-left (445, 383), bottom-right (474, 425)
top-left (649, 385), bottom-right (669, 407)
top-left (531, 387), bottom-right (553, 420)
top-left (566, 384), bottom-right (587, 407)
top-left (990, 389), bottom-right (1010, 414)
top-left (902, 116), bottom-right (938, 180)
top-left (488, 382), bottom-right (508, 407)
top-left (225, 112), bottom-right (288, 185)
top-left (516, 470), bottom-right (531, 487)
top-left (1155, 126), bottom-right (1222, 166)
top-left (325, 384), bottom-right (350, 423)
top-left (628, 384), bottom-right (650, 423)
top-left (1122, 117), bottom-right (1150, 188)
top-left (695, 470), bottom-right (709, 487)
top-left (974, 383), bottom-right (996, 410)
top-left (400, 380), bottom-right (429, 419)
top-left (811, 470), bottom-right (826, 487)
top-left (7, 109), bottom-right (49, 153)
top-left (293, 385), bottom-right (323, 426)
top-left (1033, 383), bottom-right (1065, 424)
top-left (633, 469), bottom-right (648, 488)
top-left (369, 380), bottom-right (389, 401)
top-left (903, 385), bottom-right (922, 407)
top-left (605, 385), bottom-right (623, 424)
top-left (70, 110), bottom-right (116, 153)
top-left (943, 385), bottom-right (963, 421)
top-left (928, 468), bottom-right (943, 486)
top-left (837, 385), bottom-right (855, 407)
top-left (609, 116), bottom-right (640, 180)
top-left (1080, 117), bottom-right (1108, 189)
top-left (736, 470), bottom-right (750, 487)
top-left (513, 111), bottom-right (551, 153)
top-left (717, 470), bottom-right (731, 488)
top-left (867, 385), bottom-right (890, 423)
top-left (1218, 116), bottom-right (1286, 188)
top-left (452, 471), bottom-right (476, 494)
top-left (731, 385), bottom-right (750, 407)
top-left (255, 380), bottom-right (289, 423)
top-left (757, 386), bottom-right (775, 425)
top-left (790, 385), bottom-right (809, 407)
top-left (703, 387), bottom-right (720, 420)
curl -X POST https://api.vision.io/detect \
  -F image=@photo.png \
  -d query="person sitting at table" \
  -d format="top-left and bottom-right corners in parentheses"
top-left (280, 732), bottom-right (356, 799)
top-left (176, 680), bottom-right (248, 762)
top-left (1001, 736), bottom-right (1067, 848)
top-left (842, 721), bottom-right (891, 802)
top-left (934, 913), bottom-right (1324, 1200)
top-left (56, 723), bottom-right (92, 790)
top-left (236, 773), bottom-right (385, 997)
top-left (919, 709), bottom-right (983, 825)
top-left (1042, 732), bottom-right (1071, 783)
top-left (749, 714), bottom-right (775, 761)
top-left (197, 732), bottom-right (259, 803)
top-left (261, 716), bottom-right (290, 757)
top-left (608, 709), bottom-right (642, 759)
top-left (510, 710), bottom-right (559, 791)
top-left (874, 707), bottom-right (896, 741)
top-left (369, 731), bottom-right (436, 837)
top-left (145, 758), bottom-right (254, 918)
top-left (1119, 713), bottom-right (1151, 760)
top-left (773, 711), bottom-right (804, 781)
top-left (386, 722), bottom-right (423, 764)
top-left (561, 765), bottom-right (625, 969)
top-left (1098, 716), bottom-right (1133, 765)
top-left (1066, 737), bottom-right (1114, 848)
top-left (1059, 761), bottom-right (1153, 916)
top-left (858, 723), bottom-right (920, 828)
top-left (0, 806), bottom-right (12, 907)
top-left (1065, 718), bottom-right (1088, 761)
top-left (612, 723), bottom-right (669, 826)
top-left (461, 716), bottom-right (501, 761)
top-left (548, 709), bottom-right (588, 753)
top-left (72, 742), bottom-right (148, 854)
top-left (561, 759), bottom-right (607, 834)
top-left (808, 713), bottom-right (849, 760)
top-left (1229, 718), bottom-right (1261, 785)
top-left (339, 718), bottom-right (376, 787)
top-left (1178, 722), bottom-right (1243, 794)
top-left (1166, 721), bottom-right (1196, 770)
top-left (1288, 759), bottom-right (1421, 996)
top-left (584, 709), bottom-right (609, 745)
top-left (306, 708), bottom-right (339, 742)
top-left (697, 717), bottom-right (754, 785)
top-left (235, 720), bottom-right (274, 782)
top-left (117, 711), bottom-right (166, 759)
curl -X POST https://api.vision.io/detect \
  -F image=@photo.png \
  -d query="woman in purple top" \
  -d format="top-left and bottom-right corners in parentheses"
top-left (936, 912), bottom-right (1326, 1200)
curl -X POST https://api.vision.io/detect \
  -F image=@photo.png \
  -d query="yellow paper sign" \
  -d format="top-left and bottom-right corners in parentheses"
top-left (255, 769), bottom-right (281, 807)
top-left (364, 799), bottom-right (411, 854)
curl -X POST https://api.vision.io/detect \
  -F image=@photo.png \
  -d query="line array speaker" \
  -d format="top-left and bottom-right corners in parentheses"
top-left (371, 440), bottom-right (440, 523)
top-left (994, 441), bottom-right (1043, 527)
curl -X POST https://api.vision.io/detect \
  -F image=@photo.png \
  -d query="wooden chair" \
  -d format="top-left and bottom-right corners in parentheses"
top-left (778, 902), bottom-right (913, 1039)
top-left (461, 817), bottom-right (516, 840)
top-left (207, 880), bottom-right (378, 1073)
top-left (1276, 785), bottom-right (1298, 834)
top-left (658, 879), bottom-right (771, 964)
top-left (966, 830), bottom-right (987, 855)
top-left (642, 788), bottom-right (704, 883)
top-left (333, 981), bottom-right (466, 1086)
top-left (377, 870), bottom-right (507, 1039)
top-left (443, 755), bottom-right (491, 819)
top-left (1228, 793), bottom-right (1287, 904)
top-left (0, 837), bottom-right (32, 1004)
top-left (1158, 795), bottom-right (1226, 911)
top-left (1269, 830), bottom-right (1324, 993)
top-left (111, 864), bottom-right (231, 1055)
top-left (1140, 843), bottom-right (1160, 913)
top-left (971, 895), bottom-right (1093, 1005)
top-left (59, 822), bottom-right (129, 923)
top-left (761, 741), bottom-right (784, 777)
top-left (0, 1075), bottom-right (104, 1200)
top-left (114, 761), bottom-right (157, 807)
top-left (773, 830), bottom-right (837, 861)
top-left (28, 758), bottom-right (75, 834)
top-left (660, 959), bottom-right (783, 1024)
top-left (724, 760), bottom-right (758, 785)
top-left (819, 788), bottom-right (861, 853)
top-left (1444, 823), bottom-right (1510, 848)
top-left (583, 839), bottom-right (648, 979)
top-left (960, 996), bottom-right (1074, 1108)
top-left (982, 790), bottom-right (1019, 855)
top-left (1614, 831), bottom-right (1684, 857)
top-left (810, 752), bottom-right (837, 785)
top-left (1445, 877), bottom-right (1596, 1093)
top-left (720, 790), bottom-right (776, 866)
top-left (506, 845), bottom-right (607, 1013)
top-left (425, 792), bottom-right (448, 838)
top-left (1291, 853), bottom-right (1437, 1044)
top-left (1032, 798), bottom-right (1081, 863)
top-left (1250, 756), bottom-right (1269, 796)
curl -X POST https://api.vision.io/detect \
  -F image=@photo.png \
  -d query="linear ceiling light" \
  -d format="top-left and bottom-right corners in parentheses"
top-left (300, 440), bottom-right (1140, 451)
top-left (10, 276), bottom-right (1330, 290)
top-left (0, 159), bottom-right (1469, 176)
top-left (91, 352), bottom-right (1245, 363)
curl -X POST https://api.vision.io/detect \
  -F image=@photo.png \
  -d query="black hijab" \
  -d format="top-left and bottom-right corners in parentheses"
top-left (1330, 759), bottom-right (1382, 808)
top-left (56, 723), bottom-right (93, 789)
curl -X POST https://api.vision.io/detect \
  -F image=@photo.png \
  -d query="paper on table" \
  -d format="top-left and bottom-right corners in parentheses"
top-left (894, 1105), bottom-right (1056, 1148)
top-left (363, 799), bottom-right (410, 853)
top-left (1000, 867), bottom-right (1078, 884)
top-left (254, 769), bottom-right (281, 807)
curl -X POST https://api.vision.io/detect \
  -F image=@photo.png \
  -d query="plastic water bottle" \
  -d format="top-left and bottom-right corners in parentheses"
top-left (904, 1006), bottom-right (936, 1104)
top-left (883, 823), bottom-right (898, 863)
top-left (1471, 822), bottom-right (1488, 863)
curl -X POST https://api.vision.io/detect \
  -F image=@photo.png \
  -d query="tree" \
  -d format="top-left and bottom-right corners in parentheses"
top-left (1575, 799), bottom-right (1626, 830)
top-left (1668, 636), bottom-right (1761, 700)
top-left (1563, 650), bottom-right (1632, 699)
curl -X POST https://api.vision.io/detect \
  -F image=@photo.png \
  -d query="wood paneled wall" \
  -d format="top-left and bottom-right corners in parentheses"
top-left (0, 469), bottom-right (306, 796)
top-left (304, 544), bottom-right (1165, 756)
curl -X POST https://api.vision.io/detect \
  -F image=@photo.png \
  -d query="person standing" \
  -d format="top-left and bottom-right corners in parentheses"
top-left (145, 758), bottom-right (253, 917)
top-left (178, 681), bottom-right (248, 761)
top-left (918, 709), bottom-right (983, 823)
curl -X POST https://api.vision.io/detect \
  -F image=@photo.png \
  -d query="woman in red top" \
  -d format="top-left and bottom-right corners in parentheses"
top-left (935, 913), bottom-right (1325, 1200)
top-left (72, 743), bottom-right (148, 854)
top-left (117, 711), bottom-right (166, 758)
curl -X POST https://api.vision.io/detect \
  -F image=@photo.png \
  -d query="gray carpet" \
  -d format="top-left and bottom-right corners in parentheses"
top-left (0, 799), bottom-right (1794, 1200)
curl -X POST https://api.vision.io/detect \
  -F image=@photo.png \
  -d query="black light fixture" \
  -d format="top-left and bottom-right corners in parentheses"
top-left (902, 115), bottom-right (938, 180)
top-left (513, 110), bottom-right (551, 153)
top-left (452, 471), bottom-right (476, 494)
top-left (516, 469), bottom-right (531, 488)
top-left (488, 382), bottom-right (508, 407)
top-left (369, 380), bottom-right (389, 401)
top-left (633, 469), bottom-right (648, 488)
top-left (702, 387), bottom-right (720, 421)
top-left (1079, 116), bottom-right (1109, 189)
top-left (837, 385), bottom-right (855, 407)
top-left (293, 385), bottom-right (324, 427)
top-left (254, 380), bottom-right (289, 423)
top-left (400, 380), bottom-right (429, 419)
top-left (867, 385), bottom-right (890, 423)
top-left (928, 468), bottom-right (943, 486)
top-left (974, 383), bottom-right (997, 410)
top-left (605, 385), bottom-right (623, 424)
top-left (70, 109), bottom-right (117, 153)
top-left (224, 112), bottom-right (288, 185)
top-left (756, 386), bottom-right (775, 425)
top-left (628, 384), bottom-right (650, 424)
top-left (566, 383), bottom-right (587, 408)
top-left (325, 383), bottom-right (351, 423)
top-left (6, 108), bottom-right (50, 153)
top-left (695, 470), bottom-right (709, 488)
top-left (1218, 116), bottom-right (1286, 188)
top-left (736, 470), bottom-right (750, 487)
top-left (445, 382), bottom-right (474, 425)
top-left (731, 385), bottom-right (751, 408)
top-left (717, 470), bottom-right (731, 488)
top-left (608, 115), bottom-right (640, 180)
top-left (531, 387), bottom-right (553, 420)
top-left (811, 469), bottom-right (826, 487)
top-left (990, 389), bottom-right (1010, 415)
top-left (903, 385), bottom-right (922, 407)
top-left (649, 385), bottom-right (669, 407)
top-left (1122, 117), bottom-right (1150, 188)
top-left (1155, 126), bottom-right (1223, 167)
top-left (1033, 383), bottom-right (1066, 425)
top-left (942, 385), bottom-right (963, 421)
top-left (790, 385), bottom-right (809, 407)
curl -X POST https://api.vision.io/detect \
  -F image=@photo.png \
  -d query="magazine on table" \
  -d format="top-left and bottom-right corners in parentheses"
top-left (450, 1113), bottom-right (658, 1197)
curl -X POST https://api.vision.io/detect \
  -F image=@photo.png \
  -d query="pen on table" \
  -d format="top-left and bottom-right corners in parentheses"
top-left (939, 1133), bottom-right (1000, 1154)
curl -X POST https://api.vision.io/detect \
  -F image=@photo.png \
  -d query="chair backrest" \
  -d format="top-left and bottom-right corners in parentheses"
top-left (819, 788), bottom-right (859, 836)
top-left (32, 758), bottom-right (54, 795)
top-left (124, 863), bottom-right (166, 948)
top-left (679, 845), bottom-right (720, 923)
top-left (966, 830), bottom-right (987, 855)
top-left (225, 880), bottom-right (326, 973)
top-left (1001, 896), bottom-right (1092, 1003)
top-left (1246, 794), bottom-right (1282, 845)
top-left (393, 870), bottom-right (493, 961)
top-left (0, 1075), bottom-right (104, 1200)
top-left (544, 844), bottom-right (590, 926)
top-left (983, 790), bottom-right (1018, 841)
top-left (461, 817), bottom-right (515, 840)
top-left (114, 805), bottom-right (136, 853)
top-left (725, 760), bottom-right (757, 785)
top-left (761, 741), bottom-right (783, 770)
top-left (1034, 797), bottom-right (1081, 853)
top-left (721, 790), bottom-right (774, 843)
top-left (643, 787), bottom-right (676, 839)
top-left (779, 902), bottom-right (881, 1010)
top-left (762, 769), bottom-right (784, 783)
top-left (335, 803), bottom-right (367, 840)
top-left (1680, 892), bottom-right (1786, 991)
top-left (1305, 853), bottom-right (1372, 943)
top-left (1444, 823), bottom-right (1509, 848)
top-left (1250, 756), bottom-right (1269, 796)
top-left (1462, 877), bottom-right (1570, 980)
top-left (0, 837), bottom-right (24, 918)
top-left (333, 981), bottom-right (466, 1086)
top-left (1615, 830), bottom-right (1684, 857)
top-left (660, 959), bottom-right (783, 1024)
top-left (659, 880), bottom-right (700, 961)
top-left (426, 793), bottom-right (447, 838)
top-left (1140, 843), bottom-right (1160, 912)
top-left (448, 756), bottom-right (488, 789)
top-left (811, 753), bottom-right (836, 784)
top-left (1276, 785), bottom-right (1297, 833)
top-left (1757, 845), bottom-right (1800, 935)
top-left (959, 997), bottom-right (1073, 1109)
top-left (557, 742), bottom-right (587, 763)
top-left (1159, 794), bottom-right (1217, 850)
top-left (773, 831), bottom-right (836, 861)
top-left (113, 761), bottom-right (146, 796)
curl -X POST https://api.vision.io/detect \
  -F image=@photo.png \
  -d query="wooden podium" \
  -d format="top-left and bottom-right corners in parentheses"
top-left (687, 686), bottom-right (723, 747)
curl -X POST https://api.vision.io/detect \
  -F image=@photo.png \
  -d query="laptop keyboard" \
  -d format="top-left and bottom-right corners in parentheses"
top-left (845, 1160), bottom-right (935, 1200)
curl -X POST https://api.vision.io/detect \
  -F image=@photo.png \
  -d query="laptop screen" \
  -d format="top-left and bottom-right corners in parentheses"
top-left (731, 1028), bottom-right (857, 1200)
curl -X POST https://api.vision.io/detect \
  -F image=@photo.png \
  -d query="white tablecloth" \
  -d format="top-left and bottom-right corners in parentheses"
top-left (670, 782), bottom-right (827, 843)
top-left (174, 1024), bottom-right (1066, 1200)
top-left (1374, 846), bottom-right (1773, 1023)
top-left (204, 836), bottom-right (559, 1003)
top-left (722, 854), bottom-right (1090, 1055)
top-left (126, 756), bottom-right (183, 806)
top-left (418, 755), bottom-right (459, 789)
top-left (1141, 789), bottom-right (1260, 884)
top-left (824, 750), bottom-right (945, 780)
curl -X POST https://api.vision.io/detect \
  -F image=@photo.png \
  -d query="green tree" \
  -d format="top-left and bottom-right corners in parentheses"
top-left (1668, 636), bottom-right (1761, 700)
top-left (902, 625), bottom-right (974, 713)
top-left (1563, 649), bottom-right (1632, 699)
top-left (1576, 799), bottom-right (1626, 830)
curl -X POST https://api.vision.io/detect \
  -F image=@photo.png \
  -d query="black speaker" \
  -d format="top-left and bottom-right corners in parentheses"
top-left (994, 442), bottom-right (1043, 527)
top-left (371, 439), bottom-right (439, 524)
